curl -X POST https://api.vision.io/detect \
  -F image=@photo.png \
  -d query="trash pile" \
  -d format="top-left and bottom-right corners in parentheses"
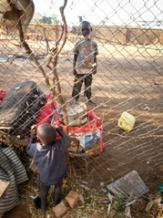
top-left (92, 170), bottom-right (163, 218)
top-left (0, 81), bottom-right (104, 157)
top-left (36, 92), bottom-right (104, 158)
top-left (0, 80), bottom-right (104, 217)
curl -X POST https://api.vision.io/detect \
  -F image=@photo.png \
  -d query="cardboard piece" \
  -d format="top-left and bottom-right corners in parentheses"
top-left (0, 180), bottom-right (10, 198)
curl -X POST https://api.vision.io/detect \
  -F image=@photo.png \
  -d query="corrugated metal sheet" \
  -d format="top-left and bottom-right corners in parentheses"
top-left (107, 170), bottom-right (149, 197)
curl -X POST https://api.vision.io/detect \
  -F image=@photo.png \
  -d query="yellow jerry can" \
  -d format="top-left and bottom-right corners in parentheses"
top-left (118, 111), bottom-right (136, 132)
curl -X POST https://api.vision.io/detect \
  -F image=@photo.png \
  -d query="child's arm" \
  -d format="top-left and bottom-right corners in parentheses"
top-left (73, 40), bottom-right (79, 76)
top-left (26, 130), bottom-right (36, 156)
top-left (73, 53), bottom-right (78, 76)
top-left (92, 42), bottom-right (98, 74)
top-left (28, 132), bottom-right (36, 145)
top-left (56, 126), bottom-right (71, 152)
top-left (92, 54), bottom-right (97, 74)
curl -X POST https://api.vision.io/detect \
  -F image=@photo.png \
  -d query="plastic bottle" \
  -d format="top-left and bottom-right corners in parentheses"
top-left (118, 111), bottom-right (136, 132)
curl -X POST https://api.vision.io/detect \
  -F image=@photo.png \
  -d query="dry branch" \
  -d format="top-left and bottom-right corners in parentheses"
top-left (42, 27), bottom-right (50, 55)
top-left (18, 14), bottom-right (50, 87)
top-left (50, 0), bottom-right (69, 132)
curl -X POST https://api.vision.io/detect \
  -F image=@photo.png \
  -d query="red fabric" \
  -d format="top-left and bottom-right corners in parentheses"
top-left (0, 90), bottom-right (6, 102)
top-left (36, 93), bottom-right (59, 125)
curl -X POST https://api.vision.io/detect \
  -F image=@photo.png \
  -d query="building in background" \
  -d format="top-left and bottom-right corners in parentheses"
top-left (136, 20), bottom-right (163, 29)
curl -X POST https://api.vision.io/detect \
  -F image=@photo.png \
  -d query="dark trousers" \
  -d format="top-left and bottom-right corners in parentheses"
top-left (72, 74), bottom-right (92, 100)
top-left (40, 180), bottom-right (63, 211)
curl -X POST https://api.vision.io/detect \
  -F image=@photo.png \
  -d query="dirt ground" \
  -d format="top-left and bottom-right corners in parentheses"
top-left (0, 39), bottom-right (163, 217)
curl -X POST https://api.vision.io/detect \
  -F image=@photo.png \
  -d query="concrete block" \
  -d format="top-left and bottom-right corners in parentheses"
top-left (65, 190), bottom-right (79, 208)
top-left (52, 201), bottom-right (68, 218)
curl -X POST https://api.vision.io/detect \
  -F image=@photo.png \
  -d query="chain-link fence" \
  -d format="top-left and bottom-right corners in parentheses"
top-left (0, 0), bottom-right (163, 216)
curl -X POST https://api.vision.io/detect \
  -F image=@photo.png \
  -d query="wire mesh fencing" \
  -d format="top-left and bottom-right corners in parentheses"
top-left (0, 0), bottom-right (163, 191)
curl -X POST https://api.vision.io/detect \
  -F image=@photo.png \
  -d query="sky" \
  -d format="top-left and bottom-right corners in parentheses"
top-left (33, 0), bottom-right (163, 26)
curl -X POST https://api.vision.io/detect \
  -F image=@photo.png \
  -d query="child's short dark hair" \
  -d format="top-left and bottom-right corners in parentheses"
top-left (37, 123), bottom-right (56, 145)
top-left (81, 20), bottom-right (92, 31)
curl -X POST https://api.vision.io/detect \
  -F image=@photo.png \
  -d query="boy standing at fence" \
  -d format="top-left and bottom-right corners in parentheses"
top-left (72, 21), bottom-right (98, 105)
top-left (26, 124), bottom-right (71, 217)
